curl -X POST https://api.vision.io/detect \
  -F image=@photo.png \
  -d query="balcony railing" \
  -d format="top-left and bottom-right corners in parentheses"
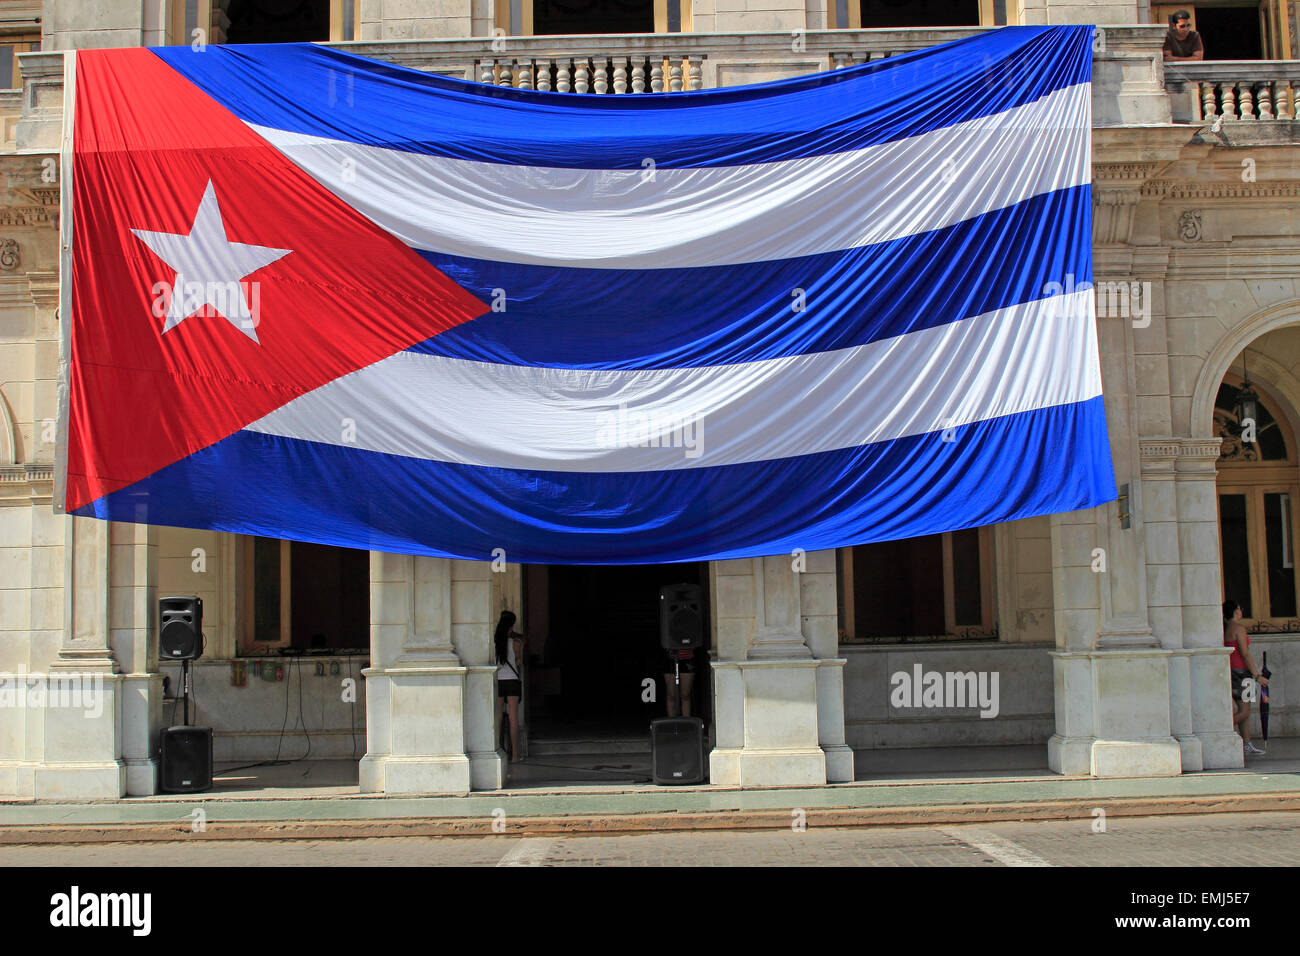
top-left (13, 27), bottom-right (1300, 147)
top-left (337, 28), bottom-right (996, 92)
top-left (1165, 61), bottom-right (1300, 121)
top-left (334, 26), bottom-right (1166, 92)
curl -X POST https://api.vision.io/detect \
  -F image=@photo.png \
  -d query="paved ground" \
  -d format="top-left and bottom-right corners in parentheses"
top-left (4, 810), bottom-right (1299, 866)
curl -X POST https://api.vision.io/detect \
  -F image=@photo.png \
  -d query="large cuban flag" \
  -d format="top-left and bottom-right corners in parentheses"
top-left (59, 25), bottom-right (1114, 565)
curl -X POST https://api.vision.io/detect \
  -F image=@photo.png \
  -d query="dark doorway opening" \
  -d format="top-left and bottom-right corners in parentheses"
top-left (532, 0), bottom-right (654, 36)
top-left (524, 562), bottom-right (709, 740)
top-left (225, 0), bottom-right (330, 44)
top-left (1193, 6), bottom-right (1265, 59)
top-left (859, 0), bottom-right (980, 28)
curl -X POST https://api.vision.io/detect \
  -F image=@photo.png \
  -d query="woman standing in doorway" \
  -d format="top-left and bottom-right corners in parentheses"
top-left (1223, 599), bottom-right (1268, 755)
top-left (496, 611), bottom-right (526, 763)
top-left (663, 646), bottom-right (695, 718)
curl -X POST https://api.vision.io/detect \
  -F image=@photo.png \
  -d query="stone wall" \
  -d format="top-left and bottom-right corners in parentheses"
top-left (843, 643), bottom-right (1055, 750)
top-left (159, 656), bottom-right (367, 762)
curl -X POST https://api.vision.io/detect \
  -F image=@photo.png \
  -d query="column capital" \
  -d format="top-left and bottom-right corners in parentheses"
top-left (1138, 438), bottom-right (1180, 475)
top-left (1175, 437), bottom-right (1224, 474)
top-left (1137, 436), bottom-right (1223, 475)
top-left (27, 270), bottom-right (58, 310)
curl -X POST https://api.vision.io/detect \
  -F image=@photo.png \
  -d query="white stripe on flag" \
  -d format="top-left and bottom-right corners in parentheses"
top-left (246, 290), bottom-right (1100, 472)
top-left (250, 83), bottom-right (1090, 270)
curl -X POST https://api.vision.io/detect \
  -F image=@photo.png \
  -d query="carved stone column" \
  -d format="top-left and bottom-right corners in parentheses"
top-left (361, 553), bottom-right (503, 794)
top-left (709, 553), bottom-right (848, 787)
top-left (1175, 438), bottom-right (1244, 769)
top-left (1047, 504), bottom-right (1182, 777)
top-left (1140, 439), bottom-right (1201, 770)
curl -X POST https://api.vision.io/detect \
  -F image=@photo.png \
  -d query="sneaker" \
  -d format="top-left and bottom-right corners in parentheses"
top-left (1244, 742), bottom-right (1266, 755)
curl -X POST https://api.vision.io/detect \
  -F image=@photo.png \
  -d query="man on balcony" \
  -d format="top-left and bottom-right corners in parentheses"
top-left (1163, 10), bottom-right (1205, 61)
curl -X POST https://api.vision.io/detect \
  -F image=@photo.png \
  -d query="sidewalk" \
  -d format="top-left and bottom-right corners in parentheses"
top-left (3, 741), bottom-right (1297, 843)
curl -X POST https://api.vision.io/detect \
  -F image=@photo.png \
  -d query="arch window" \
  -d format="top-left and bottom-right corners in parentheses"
top-left (1215, 376), bottom-right (1300, 624)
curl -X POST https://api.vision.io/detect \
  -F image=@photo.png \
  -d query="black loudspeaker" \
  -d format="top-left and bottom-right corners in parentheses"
top-left (659, 583), bottom-right (703, 650)
top-left (159, 726), bottom-right (213, 793)
top-left (651, 717), bottom-right (706, 785)
top-left (159, 596), bottom-right (203, 661)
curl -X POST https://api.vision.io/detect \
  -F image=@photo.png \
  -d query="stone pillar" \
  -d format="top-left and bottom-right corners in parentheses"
top-left (46, 3), bottom-right (150, 49)
top-left (1175, 438), bottom-right (1244, 769)
top-left (710, 552), bottom-right (849, 787)
top-left (802, 549), bottom-right (853, 782)
top-left (362, 552), bottom-right (503, 794)
top-left (1139, 439), bottom-right (1202, 770)
top-left (108, 521), bottom-right (163, 796)
top-left (377, 0), bottom-right (474, 39)
top-left (1047, 505), bottom-right (1182, 777)
top-left (32, 515), bottom-right (126, 798)
top-left (451, 559), bottom-right (504, 791)
top-left (1047, 506), bottom-right (1104, 775)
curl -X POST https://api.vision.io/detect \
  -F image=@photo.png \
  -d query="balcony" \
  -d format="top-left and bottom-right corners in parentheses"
top-left (6, 26), bottom-right (1300, 153)
top-left (1165, 61), bottom-right (1300, 122)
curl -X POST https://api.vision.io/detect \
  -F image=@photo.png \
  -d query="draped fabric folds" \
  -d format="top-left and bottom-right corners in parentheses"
top-left (61, 25), bottom-right (1114, 564)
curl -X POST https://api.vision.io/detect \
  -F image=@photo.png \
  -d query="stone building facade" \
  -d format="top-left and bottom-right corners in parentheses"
top-left (1, 0), bottom-right (1299, 798)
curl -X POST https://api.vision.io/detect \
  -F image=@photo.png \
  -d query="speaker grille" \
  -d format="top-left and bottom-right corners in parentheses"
top-left (659, 584), bottom-right (703, 650)
top-left (667, 607), bottom-right (702, 645)
top-left (159, 596), bottom-right (203, 661)
top-left (160, 620), bottom-right (199, 658)
top-left (159, 726), bottom-right (213, 793)
top-left (650, 717), bottom-right (705, 785)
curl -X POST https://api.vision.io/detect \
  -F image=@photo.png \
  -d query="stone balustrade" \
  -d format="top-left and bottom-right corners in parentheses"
top-left (1166, 61), bottom-right (1300, 122)
top-left (8, 28), bottom-right (1296, 135)
top-left (334, 25), bottom-right (1162, 92)
top-left (476, 53), bottom-right (706, 92)
top-left (340, 27), bottom-right (988, 89)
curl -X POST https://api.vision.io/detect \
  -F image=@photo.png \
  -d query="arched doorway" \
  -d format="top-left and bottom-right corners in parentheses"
top-left (1214, 339), bottom-right (1300, 627)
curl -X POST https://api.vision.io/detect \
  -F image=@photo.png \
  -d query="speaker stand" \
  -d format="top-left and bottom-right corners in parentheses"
top-left (180, 658), bottom-right (192, 725)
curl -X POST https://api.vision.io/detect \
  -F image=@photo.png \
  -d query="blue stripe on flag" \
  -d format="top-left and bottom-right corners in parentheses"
top-left (407, 184), bottom-right (1092, 369)
top-left (150, 26), bottom-right (1092, 169)
top-left (75, 397), bottom-right (1114, 565)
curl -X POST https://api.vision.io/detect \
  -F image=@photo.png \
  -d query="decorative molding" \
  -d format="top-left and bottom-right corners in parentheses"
top-left (1181, 439), bottom-right (1225, 460)
top-left (9, 186), bottom-right (57, 208)
top-left (0, 205), bottom-right (54, 227)
top-left (0, 462), bottom-right (54, 498)
top-left (1139, 440), bottom-right (1180, 459)
top-left (1178, 208), bottom-right (1203, 241)
top-left (0, 387), bottom-right (15, 465)
top-left (1095, 163), bottom-right (1164, 181)
top-left (1143, 181), bottom-right (1300, 200)
top-left (1137, 437), bottom-right (1224, 461)
top-left (1094, 189), bottom-right (1141, 245)
top-left (1211, 409), bottom-right (1281, 463)
top-left (0, 238), bottom-right (19, 271)
top-left (26, 270), bottom-right (56, 308)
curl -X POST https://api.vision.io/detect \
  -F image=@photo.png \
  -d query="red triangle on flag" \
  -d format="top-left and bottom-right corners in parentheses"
top-left (66, 47), bottom-right (489, 513)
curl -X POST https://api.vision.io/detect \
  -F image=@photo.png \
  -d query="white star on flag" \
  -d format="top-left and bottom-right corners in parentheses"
top-left (132, 180), bottom-right (292, 343)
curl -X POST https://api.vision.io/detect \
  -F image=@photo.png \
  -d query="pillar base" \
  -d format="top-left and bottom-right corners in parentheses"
top-left (360, 753), bottom-right (471, 795)
top-left (1047, 733), bottom-right (1093, 775)
top-left (709, 747), bottom-right (827, 788)
top-left (125, 757), bottom-right (159, 796)
top-left (710, 659), bottom-right (828, 788)
top-left (822, 744), bottom-right (855, 783)
top-left (1198, 730), bottom-right (1247, 769)
top-left (1049, 735), bottom-right (1184, 777)
top-left (360, 664), bottom-right (474, 795)
top-left (1090, 738), bottom-right (1182, 777)
top-left (31, 761), bottom-right (126, 800)
top-left (1175, 734), bottom-right (1204, 772)
top-left (469, 748), bottom-right (507, 790)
